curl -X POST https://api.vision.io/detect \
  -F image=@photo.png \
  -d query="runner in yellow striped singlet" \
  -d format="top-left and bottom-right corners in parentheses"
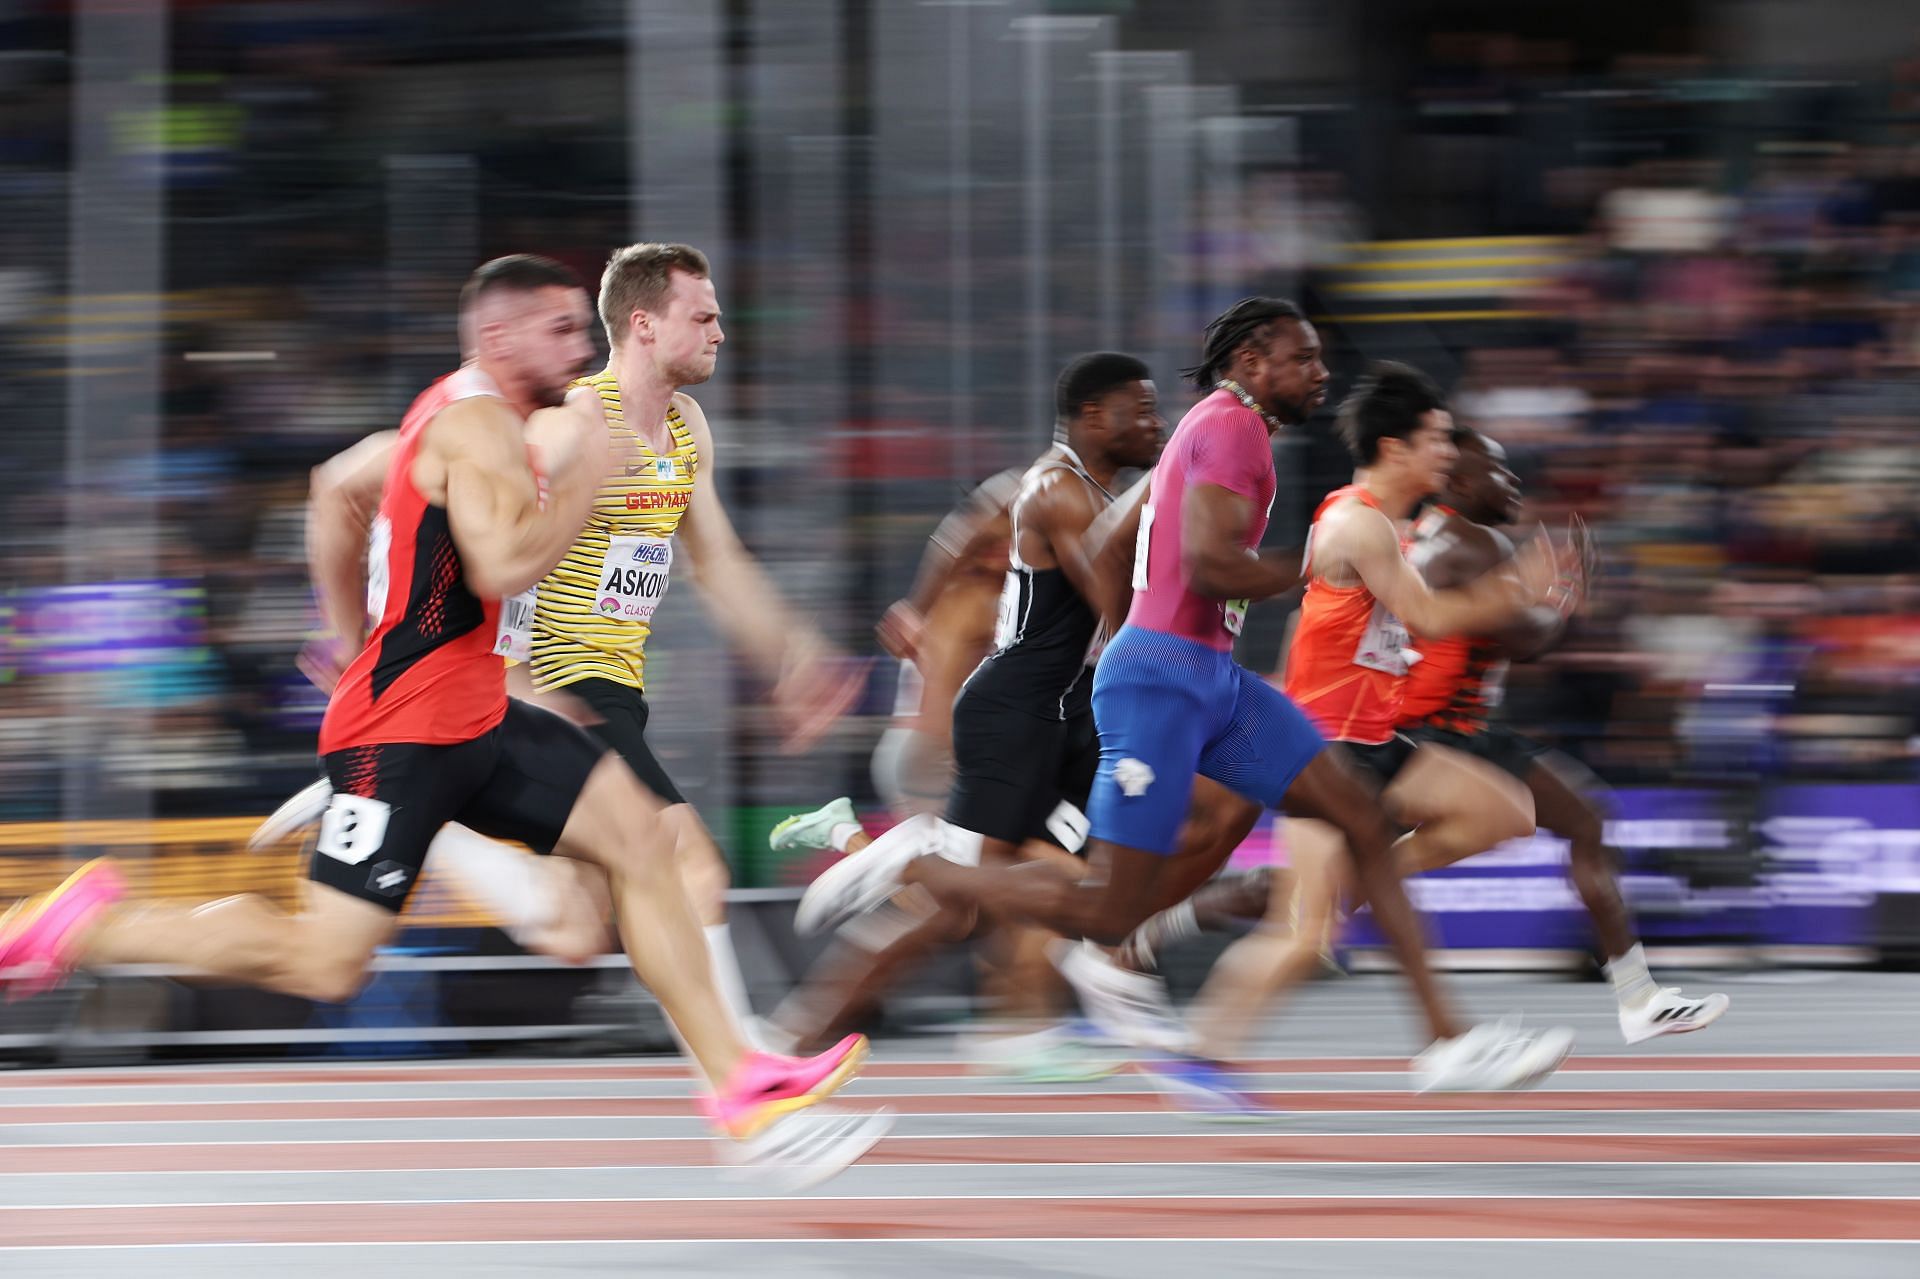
top-left (529, 370), bottom-right (697, 695)
top-left (273, 245), bottom-right (864, 1046)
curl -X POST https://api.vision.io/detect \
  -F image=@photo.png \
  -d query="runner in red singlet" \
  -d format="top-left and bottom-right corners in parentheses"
top-left (0, 256), bottom-right (886, 1186)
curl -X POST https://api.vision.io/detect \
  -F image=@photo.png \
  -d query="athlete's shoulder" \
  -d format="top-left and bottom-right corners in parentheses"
top-left (668, 392), bottom-right (710, 444)
top-left (570, 366), bottom-right (617, 394)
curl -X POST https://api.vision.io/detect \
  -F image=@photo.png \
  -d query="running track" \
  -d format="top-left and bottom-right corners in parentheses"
top-left (2, 974), bottom-right (1915, 1277)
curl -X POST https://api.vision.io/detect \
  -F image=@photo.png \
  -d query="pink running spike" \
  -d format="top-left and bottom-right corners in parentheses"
top-left (709, 1034), bottom-right (869, 1139)
top-left (0, 858), bottom-right (125, 1001)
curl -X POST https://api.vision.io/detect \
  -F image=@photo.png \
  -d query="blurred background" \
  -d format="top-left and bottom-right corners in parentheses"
top-left (5, 0), bottom-right (1920, 1054)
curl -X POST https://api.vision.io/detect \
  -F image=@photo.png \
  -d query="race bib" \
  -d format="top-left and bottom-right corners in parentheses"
top-left (1131, 504), bottom-right (1154, 591)
top-left (494, 587), bottom-right (536, 661)
top-left (597, 534), bottom-right (673, 622)
top-left (364, 514), bottom-right (392, 628)
top-left (993, 570), bottom-right (1022, 651)
top-left (1353, 601), bottom-right (1416, 676)
top-left (1223, 598), bottom-right (1250, 637)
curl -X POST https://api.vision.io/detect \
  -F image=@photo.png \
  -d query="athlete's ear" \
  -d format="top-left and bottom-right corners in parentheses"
top-left (473, 316), bottom-right (513, 364)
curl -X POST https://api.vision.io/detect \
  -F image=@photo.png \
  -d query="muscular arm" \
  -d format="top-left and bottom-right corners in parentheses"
top-left (1181, 484), bottom-right (1302, 602)
top-left (1333, 500), bottom-right (1534, 639)
top-left (437, 392), bottom-right (607, 599)
top-left (307, 430), bottom-right (397, 646)
top-left (902, 467), bottom-right (1024, 616)
top-left (673, 395), bottom-right (826, 677)
top-left (1420, 521), bottom-right (1569, 659)
top-left (1024, 471), bottom-right (1126, 628)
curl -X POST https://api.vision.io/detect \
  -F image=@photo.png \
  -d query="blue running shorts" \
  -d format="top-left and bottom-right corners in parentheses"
top-left (1088, 625), bottom-right (1326, 855)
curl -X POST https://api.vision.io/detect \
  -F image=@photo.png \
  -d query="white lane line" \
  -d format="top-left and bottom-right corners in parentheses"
top-left (2, 1108), bottom-right (1915, 1129)
top-left (2, 1053), bottom-right (1912, 1080)
top-left (3, 1160), bottom-right (1914, 1178)
top-left (0, 1069), bottom-right (1912, 1101)
top-left (0, 1238), bottom-right (1913, 1251)
top-left (0, 1127), bottom-right (1902, 1148)
top-left (2, 1083), bottom-right (1912, 1108)
top-left (6, 1193), bottom-right (1919, 1210)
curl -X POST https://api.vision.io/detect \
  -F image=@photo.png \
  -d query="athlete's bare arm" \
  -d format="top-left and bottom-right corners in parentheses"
top-left (880, 467), bottom-right (1024, 656)
top-left (1419, 517), bottom-right (1570, 659)
top-left (1022, 469), bottom-right (1121, 624)
top-left (307, 430), bottom-right (398, 651)
top-left (432, 391), bottom-right (609, 598)
top-left (1182, 484), bottom-right (1301, 602)
top-left (672, 393), bottom-right (831, 676)
top-left (1324, 498), bottom-right (1549, 638)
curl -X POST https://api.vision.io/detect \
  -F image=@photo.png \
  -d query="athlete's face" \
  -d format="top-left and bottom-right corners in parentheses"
top-left (1094, 379), bottom-right (1166, 470)
top-left (500, 286), bottom-right (597, 408)
top-left (643, 270), bottom-right (725, 387)
top-left (1390, 408), bottom-right (1458, 495)
top-left (1450, 435), bottom-right (1522, 524)
top-left (1240, 320), bottom-right (1328, 426)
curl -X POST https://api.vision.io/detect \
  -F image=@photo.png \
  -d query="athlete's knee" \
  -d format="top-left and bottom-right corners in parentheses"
top-left (281, 934), bottom-right (378, 1004)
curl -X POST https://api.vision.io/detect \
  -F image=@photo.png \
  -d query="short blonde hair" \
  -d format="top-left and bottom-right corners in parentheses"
top-left (597, 242), bottom-right (711, 343)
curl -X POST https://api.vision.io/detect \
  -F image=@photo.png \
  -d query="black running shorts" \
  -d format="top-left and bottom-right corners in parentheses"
top-left (1404, 722), bottom-right (1547, 782)
top-left (560, 678), bottom-right (687, 807)
top-left (1336, 733), bottom-right (1417, 787)
top-left (945, 691), bottom-right (1098, 852)
top-left (312, 701), bottom-right (608, 912)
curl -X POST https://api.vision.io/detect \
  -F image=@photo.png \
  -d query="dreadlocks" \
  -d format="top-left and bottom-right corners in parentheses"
top-left (1182, 296), bottom-right (1306, 390)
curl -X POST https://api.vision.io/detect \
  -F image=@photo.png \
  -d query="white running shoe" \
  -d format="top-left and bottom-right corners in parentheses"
top-left (964, 1024), bottom-right (1126, 1084)
top-left (1413, 1019), bottom-right (1574, 1093)
top-left (794, 814), bottom-right (935, 936)
top-left (248, 777), bottom-right (333, 850)
top-left (1620, 987), bottom-right (1730, 1044)
top-left (769, 797), bottom-right (860, 855)
top-left (1052, 940), bottom-right (1194, 1054)
top-left (722, 1103), bottom-right (896, 1194)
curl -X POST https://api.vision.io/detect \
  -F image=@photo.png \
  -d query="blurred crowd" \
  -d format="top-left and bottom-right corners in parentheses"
top-left (0, 2), bottom-right (1917, 864)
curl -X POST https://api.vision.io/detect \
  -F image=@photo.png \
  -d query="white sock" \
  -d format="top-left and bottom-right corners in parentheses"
top-left (828, 821), bottom-right (864, 853)
top-left (425, 824), bottom-right (560, 936)
top-left (703, 922), bottom-right (760, 1045)
top-left (1606, 943), bottom-right (1657, 1008)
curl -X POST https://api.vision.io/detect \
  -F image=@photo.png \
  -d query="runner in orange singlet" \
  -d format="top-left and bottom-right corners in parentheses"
top-left (1399, 427), bottom-right (1727, 1043)
top-left (1175, 361), bottom-right (1574, 1067)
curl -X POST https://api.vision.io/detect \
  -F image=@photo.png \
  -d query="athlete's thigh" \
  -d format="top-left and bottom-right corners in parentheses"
top-left (1526, 747), bottom-right (1610, 841)
top-left (455, 701), bottom-right (615, 855)
top-left (1384, 742), bottom-right (1535, 841)
top-left (570, 678), bottom-right (688, 806)
top-left (1195, 665), bottom-right (1326, 810)
top-left (312, 737), bottom-right (488, 912)
top-left (1025, 707), bottom-right (1099, 855)
top-left (1087, 662), bottom-right (1208, 856)
top-left (294, 876), bottom-right (406, 965)
top-left (947, 694), bottom-right (1072, 849)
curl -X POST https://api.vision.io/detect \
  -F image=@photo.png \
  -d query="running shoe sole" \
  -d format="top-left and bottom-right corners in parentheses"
top-left (249, 778), bottom-right (333, 850)
top-left (725, 1104), bottom-right (896, 1194)
top-left (723, 1035), bottom-right (870, 1140)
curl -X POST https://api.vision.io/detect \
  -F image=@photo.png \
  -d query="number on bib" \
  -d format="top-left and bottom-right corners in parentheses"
top-left (315, 794), bottom-right (393, 866)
